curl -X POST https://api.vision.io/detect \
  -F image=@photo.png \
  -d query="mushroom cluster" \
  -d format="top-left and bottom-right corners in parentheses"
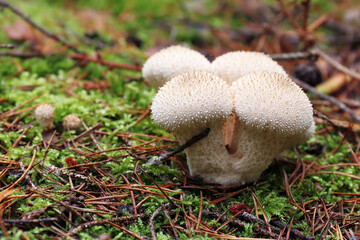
top-left (34, 104), bottom-right (82, 131)
top-left (143, 45), bottom-right (315, 185)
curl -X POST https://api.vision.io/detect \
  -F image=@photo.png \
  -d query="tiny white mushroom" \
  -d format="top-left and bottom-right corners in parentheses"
top-left (63, 114), bottom-right (82, 130)
top-left (211, 51), bottom-right (286, 85)
top-left (228, 71), bottom-right (315, 183)
top-left (35, 103), bottom-right (55, 129)
top-left (151, 71), bottom-right (233, 184)
top-left (142, 45), bottom-right (211, 90)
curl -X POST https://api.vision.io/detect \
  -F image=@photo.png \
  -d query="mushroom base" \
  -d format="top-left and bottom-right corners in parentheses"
top-left (177, 121), bottom-right (296, 185)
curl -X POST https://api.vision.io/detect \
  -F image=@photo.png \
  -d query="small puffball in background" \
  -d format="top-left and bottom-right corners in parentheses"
top-left (35, 103), bottom-right (55, 129)
top-left (211, 51), bottom-right (286, 85)
top-left (63, 114), bottom-right (82, 130)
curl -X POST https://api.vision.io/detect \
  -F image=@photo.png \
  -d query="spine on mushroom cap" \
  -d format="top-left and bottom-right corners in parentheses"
top-left (151, 71), bottom-right (233, 132)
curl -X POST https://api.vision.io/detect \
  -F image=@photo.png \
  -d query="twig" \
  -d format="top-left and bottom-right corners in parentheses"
top-left (307, 15), bottom-right (328, 33)
top-left (120, 174), bottom-right (137, 215)
top-left (311, 47), bottom-right (360, 80)
top-left (146, 128), bottom-right (210, 165)
top-left (70, 54), bottom-right (142, 72)
top-left (69, 213), bottom-right (147, 236)
top-left (276, 0), bottom-right (300, 30)
top-left (203, 210), bottom-right (282, 239)
top-left (107, 222), bottom-right (145, 240)
top-left (138, 167), bottom-right (177, 207)
top-left (0, 0), bottom-right (79, 52)
top-left (196, 191), bottom-right (203, 230)
top-left (51, 226), bottom-right (77, 240)
top-left (271, 219), bottom-right (315, 240)
top-left (248, 190), bottom-right (272, 233)
top-left (0, 44), bottom-right (14, 49)
top-left (301, 0), bottom-right (311, 32)
top-left (285, 214), bottom-right (295, 240)
top-left (6, 146), bottom-right (37, 191)
top-left (161, 204), bottom-right (179, 240)
top-left (3, 218), bottom-right (57, 224)
top-left (71, 122), bottom-right (102, 142)
top-left (215, 209), bottom-right (246, 232)
top-left (241, 212), bottom-right (279, 235)
top-left (31, 189), bottom-right (87, 222)
top-left (150, 204), bottom-right (168, 240)
top-left (81, 121), bottom-right (103, 151)
top-left (291, 77), bottom-right (360, 122)
top-left (11, 122), bottom-right (32, 148)
top-left (0, 51), bottom-right (43, 58)
top-left (270, 51), bottom-right (314, 61)
top-left (271, 47), bottom-right (360, 81)
top-left (153, 201), bottom-right (178, 239)
top-left (1, 94), bottom-right (43, 119)
top-left (19, 161), bottom-right (36, 189)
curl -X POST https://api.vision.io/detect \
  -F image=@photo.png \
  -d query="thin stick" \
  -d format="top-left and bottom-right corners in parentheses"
top-left (285, 214), bottom-right (296, 240)
top-left (72, 122), bottom-right (102, 142)
top-left (291, 77), bottom-right (360, 122)
top-left (1, 94), bottom-right (43, 119)
top-left (3, 218), bottom-right (57, 223)
top-left (138, 167), bottom-right (177, 207)
top-left (249, 190), bottom-right (272, 233)
top-left (0, 51), bottom-right (43, 58)
top-left (31, 189), bottom-right (87, 222)
top-left (6, 146), bottom-right (37, 191)
top-left (150, 205), bottom-right (164, 240)
top-left (81, 121), bottom-right (103, 151)
top-left (69, 214), bottom-right (147, 235)
top-left (0, 0), bottom-right (78, 52)
top-left (276, 0), bottom-right (300, 30)
top-left (70, 54), bottom-right (141, 72)
top-left (0, 44), bottom-right (14, 49)
top-left (196, 191), bottom-right (203, 230)
top-left (312, 47), bottom-right (360, 79)
top-left (108, 222), bottom-right (145, 240)
top-left (204, 210), bottom-right (281, 239)
top-left (156, 201), bottom-right (178, 240)
top-left (120, 174), bottom-right (137, 215)
top-left (146, 128), bottom-right (210, 165)
top-left (270, 52), bottom-right (313, 61)
top-left (301, 0), bottom-right (311, 32)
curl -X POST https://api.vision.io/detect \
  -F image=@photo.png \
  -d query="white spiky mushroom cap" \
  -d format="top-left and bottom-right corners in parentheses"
top-left (35, 103), bottom-right (55, 129)
top-left (151, 71), bottom-right (233, 135)
top-left (211, 51), bottom-right (286, 84)
top-left (142, 45), bottom-right (211, 90)
top-left (231, 71), bottom-right (314, 147)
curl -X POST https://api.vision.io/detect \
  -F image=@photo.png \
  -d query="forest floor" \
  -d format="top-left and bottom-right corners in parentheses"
top-left (0, 0), bottom-right (360, 239)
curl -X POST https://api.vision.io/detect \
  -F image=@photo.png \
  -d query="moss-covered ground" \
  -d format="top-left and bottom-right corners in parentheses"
top-left (1, 0), bottom-right (359, 239)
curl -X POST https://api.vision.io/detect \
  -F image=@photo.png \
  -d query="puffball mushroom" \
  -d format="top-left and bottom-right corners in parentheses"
top-left (63, 114), bottom-right (82, 130)
top-left (151, 71), bottom-right (234, 183)
top-left (211, 51), bottom-right (286, 84)
top-left (211, 51), bottom-right (287, 154)
top-left (228, 72), bottom-right (315, 183)
top-left (35, 103), bottom-right (55, 129)
top-left (142, 45), bottom-right (211, 90)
